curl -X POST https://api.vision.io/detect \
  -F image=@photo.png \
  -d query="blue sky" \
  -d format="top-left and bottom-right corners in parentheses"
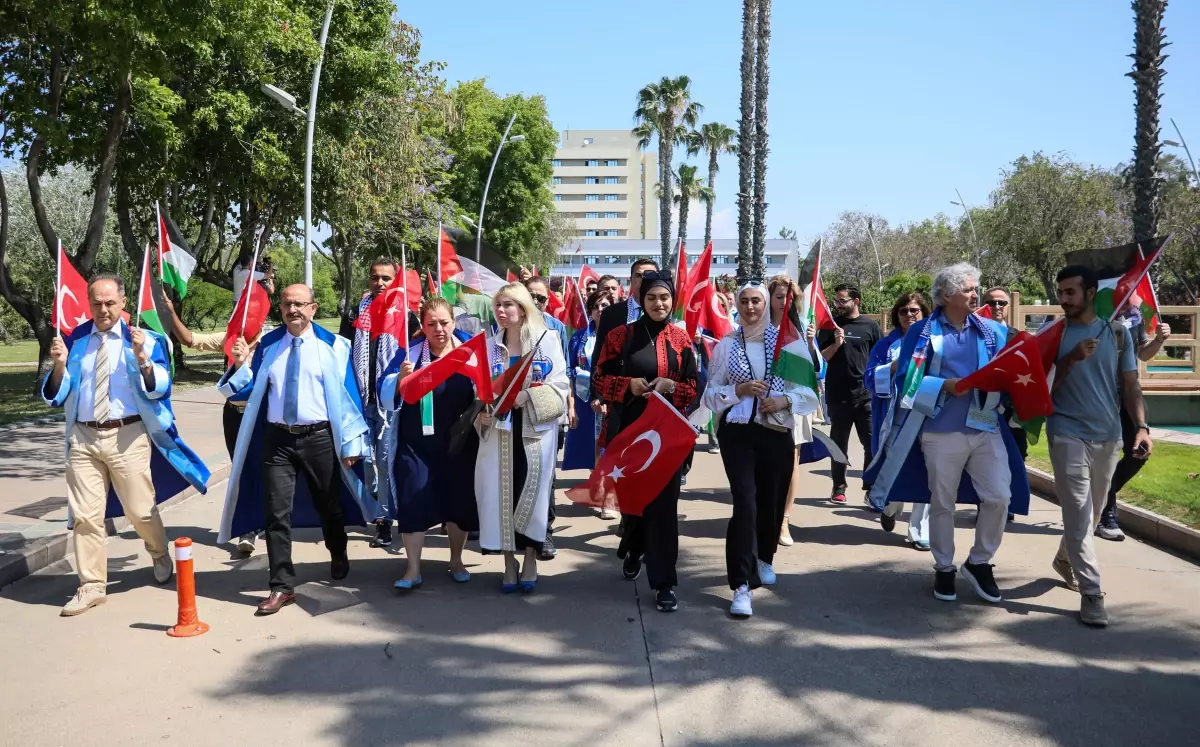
top-left (398, 0), bottom-right (1200, 244)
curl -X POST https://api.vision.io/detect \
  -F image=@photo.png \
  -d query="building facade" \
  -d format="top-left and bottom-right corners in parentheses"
top-left (552, 239), bottom-right (799, 284)
top-left (551, 130), bottom-right (658, 240)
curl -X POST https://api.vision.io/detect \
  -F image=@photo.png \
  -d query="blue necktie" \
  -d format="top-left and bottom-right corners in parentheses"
top-left (283, 336), bottom-right (302, 425)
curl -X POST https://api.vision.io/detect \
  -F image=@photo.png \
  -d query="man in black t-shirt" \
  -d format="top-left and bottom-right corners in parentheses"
top-left (817, 284), bottom-right (883, 504)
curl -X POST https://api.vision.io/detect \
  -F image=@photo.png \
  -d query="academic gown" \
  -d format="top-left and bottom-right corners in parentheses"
top-left (563, 325), bottom-right (598, 471)
top-left (42, 321), bottom-right (211, 521)
top-left (866, 327), bottom-right (905, 456)
top-left (863, 314), bottom-right (1031, 515)
top-left (215, 324), bottom-right (372, 544)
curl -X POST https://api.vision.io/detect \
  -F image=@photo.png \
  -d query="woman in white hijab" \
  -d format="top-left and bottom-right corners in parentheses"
top-left (703, 282), bottom-right (819, 618)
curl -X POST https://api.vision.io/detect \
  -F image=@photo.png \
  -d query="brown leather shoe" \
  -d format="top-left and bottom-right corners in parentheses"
top-left (256, 591), bottom-right (295, 615)
top-left (331, 554), bottom-right (350, 581)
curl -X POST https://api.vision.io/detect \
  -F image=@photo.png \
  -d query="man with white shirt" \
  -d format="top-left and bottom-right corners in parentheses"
top-left (219, 284), bottom-right (371, 615)
top-left (42, 273), bottom-right (210, 616)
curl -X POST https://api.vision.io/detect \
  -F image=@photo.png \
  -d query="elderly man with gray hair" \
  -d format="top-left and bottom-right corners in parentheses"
top-left (865, 263), bottom-right (1031, 604)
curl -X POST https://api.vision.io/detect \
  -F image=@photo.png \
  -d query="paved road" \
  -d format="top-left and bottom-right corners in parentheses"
top-left (1, 443), bottom-right (1199, 746)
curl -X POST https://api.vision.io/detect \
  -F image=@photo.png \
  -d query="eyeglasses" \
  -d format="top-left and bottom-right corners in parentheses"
top-left (530, 293), bottom-right (548, 304)
top-left (281, 301), bottom-right (315, 311)
top-left (899, 307), bottom-right (922, 316)
top-left (832, 297), bottom-right (854, 306)
top-left (986, 299), bottom-right (1009, 308)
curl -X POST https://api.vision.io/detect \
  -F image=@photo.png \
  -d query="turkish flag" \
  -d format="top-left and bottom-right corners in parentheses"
top-left (684, 241), bottom-right (733, 340)
top-left (673, 240), bottom-right (691, 321)
top-left (561, 276), bottom-right (588, 332)
top-left (953, 319), bottom-right (1064, 421)
top-left (398, 332), bottom-right (493, 405)
top-left (224, 275), bottom-right (270, 365)
top-left (506, 269), bottom-right (519, 282)
top-left (566, 393), bottom-right (697, 516)
top-left (579, 264), bottom-right (600, 289)
top-left (353, 276), bottom-right (408, 340)
top-left (405, 269), bottom-right (423, 312)
top-left (546, 285), bottom-right (565, 321)
top-left (54, 242), bottom-right (91, 335)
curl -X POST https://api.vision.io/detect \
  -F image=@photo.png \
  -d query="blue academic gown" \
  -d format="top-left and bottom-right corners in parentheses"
top-left (864, 313), bottom-right (1031, 515)
top-left (866, 327), bottom-right (905, 456)
top-left (563, 325), bottom-right (598, 470)
top-left (215, 324), bottom-right (372, 544)
top-left (42, 321), bottom-right (211, 519)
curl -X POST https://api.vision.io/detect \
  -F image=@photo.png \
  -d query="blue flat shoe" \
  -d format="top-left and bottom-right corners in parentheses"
top-left (519, 578), bottom-right (537, 594)
top-left (501, 582), bottom-right (518, 594)
top-left (451, 569), bottom-right (471, 584)
top-left (393, 577), bottom-right (423, 590)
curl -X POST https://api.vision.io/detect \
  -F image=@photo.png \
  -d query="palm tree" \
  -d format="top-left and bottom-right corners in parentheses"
top-left (672, 164), bottom-right (714, 261)
top-left (633, 76), bottom-right (704, 267)
top-left (686, 122), bottom-right (738, 249)
top-left (737, 0), bottom-right (758, 282)
top-left (751, 0), bottom-right (772, 279)
top-left (1129, 0), bottom-right (1169, 242)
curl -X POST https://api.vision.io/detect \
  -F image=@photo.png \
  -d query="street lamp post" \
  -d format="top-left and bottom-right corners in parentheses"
top-left (477, 112), bottom-right (525, 263)
top-left (951, 187), bottom-right (981, 268)
top-left (861, 217), bottom-right (884, 291)
top-left (1164, 118), bottom-right (1200, 186)
top-left (260, 0), bottom-right (335, 289)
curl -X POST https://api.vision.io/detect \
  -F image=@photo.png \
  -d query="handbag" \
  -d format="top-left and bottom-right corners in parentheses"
top-left (448, 401), bottom-right (485, 455)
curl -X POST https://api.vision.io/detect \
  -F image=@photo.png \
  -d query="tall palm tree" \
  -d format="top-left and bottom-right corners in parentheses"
top-left (633, 76), bottom-right (704, 267)
top-left (672, 164), bottom-right (714, 261)
top-left (686, 122), bottom-right (738, 249)
top-left (751, 0), bottom-right (771, 279)
top-left (737, 0), bottom-right (758, 282)
top-left (1129, 0), bottom-right (1169, 242)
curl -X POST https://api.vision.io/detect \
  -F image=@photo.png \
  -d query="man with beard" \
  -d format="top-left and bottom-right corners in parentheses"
top-left (817, 284), bottom-right (882, 505)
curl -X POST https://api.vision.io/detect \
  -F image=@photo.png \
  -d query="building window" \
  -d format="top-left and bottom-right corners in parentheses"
top-left (605, 256), bottom-right (619, 264)
top-left (586, 159), bottom-right (599, 167)
top-left (554, 194), bottom-right (563, 201)
top-left (552, 176), bottom-right (562, 185)
top-left (606, 159), bottom-right (619, 167)
top-left (604, 194), bottom-right (619, 201)
top-left (604, 212), bottom-right (618, 219)
top-left (585, 176), bottom-right (599, 184)
top-left (585, 194), bottom-right (599, 201)
top-left (585, 212), bottom-right (599, 219)
top-left (585, 230), bottom-right (598, 237)
top-left (604, 176), bottom-right (619, 184)
top-left (552, 159), bottom-right (562, 167)
top-left (605, 230), bottom-right (619, 237)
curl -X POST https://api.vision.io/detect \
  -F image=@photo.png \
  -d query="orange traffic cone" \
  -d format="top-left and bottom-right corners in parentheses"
top-left (167, 537), bottom-right (210, 638)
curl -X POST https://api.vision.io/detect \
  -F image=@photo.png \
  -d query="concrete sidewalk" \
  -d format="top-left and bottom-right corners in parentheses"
top-left (1, 442), bottom-right (1199, 746)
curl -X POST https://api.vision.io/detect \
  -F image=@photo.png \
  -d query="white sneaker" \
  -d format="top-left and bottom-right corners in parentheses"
top-left (152, 552), bottom-right (174, 584)
top-left (730, 584), bottom-right (753, 617)
top-left (757, 560), bottom-right (777, 586)
top-left (1095, 523), bottom-right (1126, 541)
top-left (237, 534), bottom-right (257, 554)
top-left (61, 585), bottom-right (106, 616)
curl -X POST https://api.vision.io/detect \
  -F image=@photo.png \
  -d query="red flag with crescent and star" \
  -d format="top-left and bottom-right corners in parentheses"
top-left (683, 241), bottom-right (733, 340)
top-left (952, 319), bottom-right (1064, 422)
top-left (54, 242), bottom-right (92, 335)
top-left (579, 264), bottom-right (600, 289)
top-left (398, 332), bottom-right (493, 405)
top-left (565, 392), bottom-right (697, 516)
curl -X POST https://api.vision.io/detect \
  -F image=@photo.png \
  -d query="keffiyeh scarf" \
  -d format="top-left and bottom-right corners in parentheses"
top-left (353, 293), bottom-right (402, 413)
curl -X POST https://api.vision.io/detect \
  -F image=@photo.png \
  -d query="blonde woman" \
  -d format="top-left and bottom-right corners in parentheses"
top-left (474, 283), bottom-right (569, 593)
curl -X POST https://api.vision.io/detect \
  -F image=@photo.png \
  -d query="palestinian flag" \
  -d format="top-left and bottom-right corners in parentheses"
top-left (772, 292), bottom-right (819, 393)
top-left (438, 225), bottom-right (507, 305)
top-left (137, 242), bottom-right (168, 338)
top-left (798, 237), bottom-right (837, 331)
top-left (1092, 238), bottom-right (1168, 327)
top-left (156, 202), bottom-right (197, 298)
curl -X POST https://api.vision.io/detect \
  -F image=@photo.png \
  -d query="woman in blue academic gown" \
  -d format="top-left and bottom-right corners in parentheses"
top-left (562, 290), bottom-right (613, 473)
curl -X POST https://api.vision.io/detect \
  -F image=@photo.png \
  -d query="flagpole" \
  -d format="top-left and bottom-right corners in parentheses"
top-left (55, 240), bottom-right (62, 339)
top-left (155, 201), bottom-right (165, 280)
top-left (137, 242), bottom-right (148, 328)
top-left (436, 222), bottom-right (442, 290)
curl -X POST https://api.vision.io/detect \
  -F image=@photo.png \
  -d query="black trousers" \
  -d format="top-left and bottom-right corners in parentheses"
top-left (617, 471), bottom-right (682, 590)
top-left (222, 402), bottom-right (244, 459)
top-left (263, 424), bottom-right (347, 593)
top-left (1105, 408), bottom-right (1144, 516)
top-left (720, 421), bottom-right (794, 590)
top-left (828, 398), bottom-right (873, 493)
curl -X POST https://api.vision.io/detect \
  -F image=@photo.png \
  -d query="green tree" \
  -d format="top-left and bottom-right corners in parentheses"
top-left (441, 79), bottom-right (557, 260)
top-left (686, 122), bottom-right (737, 248)
top-left (737, 0), bottom-right (757, 281)
top-left (671, 164), bottom-right (712, 257)
top-left (1129, 0), bottom-right (1169, 242)
top-left (633, 76), bottom-right (703, 267)
top-left (777, 226), bottom-right (797, 241)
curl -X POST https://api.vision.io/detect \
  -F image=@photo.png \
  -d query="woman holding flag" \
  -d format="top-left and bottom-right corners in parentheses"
top-left (704, 283), bottom-right (820, 618)
top-left (379, 297), bottom-right (480, 589)
top-left (474, 283), bottom-right (568, 593)
top-left (563, 290), bottom-right (613, 475)
top-left (593, 271), bottom-right (698, 613)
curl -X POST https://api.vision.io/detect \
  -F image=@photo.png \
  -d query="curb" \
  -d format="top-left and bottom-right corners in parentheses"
top-left (1027, 466), bottom-right (1200, 562)
top-left (0, 462), bottom-right (231, 591)
top-left (0, 414), bottom-right (65, 432)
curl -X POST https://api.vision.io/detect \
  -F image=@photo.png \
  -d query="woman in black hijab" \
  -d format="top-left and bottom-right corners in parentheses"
top-left (593, 271), bottom-right (699, 612)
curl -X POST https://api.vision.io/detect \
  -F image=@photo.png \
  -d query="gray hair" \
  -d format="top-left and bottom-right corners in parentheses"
top-left (88, 272), bottom-right (125, 297)
top-left (931, 263), bottom-right (980, 307)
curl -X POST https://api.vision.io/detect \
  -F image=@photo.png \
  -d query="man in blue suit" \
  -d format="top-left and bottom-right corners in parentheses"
top-left (43, 273), bottom-right (210, 617)
top-left (218, 284), bottom-right (371, 616)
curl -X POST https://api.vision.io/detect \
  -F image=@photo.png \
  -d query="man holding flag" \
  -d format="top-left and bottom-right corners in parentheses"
top-left (1046, 264), bottom-right (1151, 627)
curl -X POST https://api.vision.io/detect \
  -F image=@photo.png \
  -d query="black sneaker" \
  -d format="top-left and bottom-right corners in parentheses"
top-left (623, 554), bottom-right (643, 580)
top-left (934, 570), bottom-right (956, 601)
top-left (880, 512), bottom-right (896, 533)
top-left (1095, 510), bottom-right (1126, 542)
top-left (539, 534), bottom-right (557, 561)
top-left (960, 562), bottom-right (1002, 603)
top-left (655, 588), bottom-right (678, 613)
top-left (371, 521), bottom-right (393, 548)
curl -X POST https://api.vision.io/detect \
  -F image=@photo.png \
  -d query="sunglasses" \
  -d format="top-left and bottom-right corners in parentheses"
top-left (899, 307), bottom-right (922, 316)
top-left (530, 293), bottom-right (548, 304)
top-left (986, 299), bottom-right (1009, 308)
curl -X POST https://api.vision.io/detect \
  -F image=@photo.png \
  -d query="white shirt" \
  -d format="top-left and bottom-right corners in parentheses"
top-left (265, 326), bottom-right (329, 425)
top-left (77, 321), bottom-right (156, 421)
top-left (702, 336), bottom-right (807, 430)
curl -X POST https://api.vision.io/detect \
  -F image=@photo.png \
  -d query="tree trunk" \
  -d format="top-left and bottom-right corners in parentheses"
top-left (737, 0), bottom-right (758, 283)
top-left (0, 170), bottom-right (55, 390)
top-left (704, 147), bottom-right (719, 248)
top-left (659, 121), bottom-right (675, 268)
top-left (678, 200), bottom-right (689, 264)
top-left (752, 0), bottom-right (771, 280)
top-left (1129, 0), bottom-right (1168, 243)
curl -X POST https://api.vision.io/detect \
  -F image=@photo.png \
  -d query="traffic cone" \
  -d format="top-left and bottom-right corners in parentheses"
top-left (167, 537), bottom-right (210, 638)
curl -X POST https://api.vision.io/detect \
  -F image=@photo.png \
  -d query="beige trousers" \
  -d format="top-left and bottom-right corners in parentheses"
top-left (65, 421), bottom-right (166, 589)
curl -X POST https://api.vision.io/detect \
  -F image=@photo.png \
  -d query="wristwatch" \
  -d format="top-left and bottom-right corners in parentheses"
top-left (1136, 423), bottom-right (1150, 433)
top-left (139, 360), bottom-right (153, 372)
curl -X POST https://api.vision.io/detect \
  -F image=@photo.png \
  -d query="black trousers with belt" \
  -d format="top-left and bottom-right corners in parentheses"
top-left (617, 470), bottom-right (682, 591)
top-left (263, 423), bottom-right (347, 593)
top-left (828, 398), bottom-right (873, 493)
top-left (719, 420), bottom-right (795, 590)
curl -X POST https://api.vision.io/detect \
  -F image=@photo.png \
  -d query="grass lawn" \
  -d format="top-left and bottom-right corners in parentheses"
top-left (1027, 436), bottom-right (1200, 529)
top-left (0, 340), bottom-right (40, 365)
top-left (0, 367), bottom-right (53, 425)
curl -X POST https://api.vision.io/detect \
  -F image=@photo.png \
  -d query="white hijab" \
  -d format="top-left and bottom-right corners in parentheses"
top-left (735, 282), bottom-right (770, 343)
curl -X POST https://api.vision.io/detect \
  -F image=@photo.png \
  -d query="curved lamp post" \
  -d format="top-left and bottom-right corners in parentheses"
top-left (477, 112), bottom-right (525, 263)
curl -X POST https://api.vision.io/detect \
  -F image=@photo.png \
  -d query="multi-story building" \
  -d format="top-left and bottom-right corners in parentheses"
top-left (551, 130), bottom-right (658, 240)
top-left (551, 239), bottom-right (799, 284)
